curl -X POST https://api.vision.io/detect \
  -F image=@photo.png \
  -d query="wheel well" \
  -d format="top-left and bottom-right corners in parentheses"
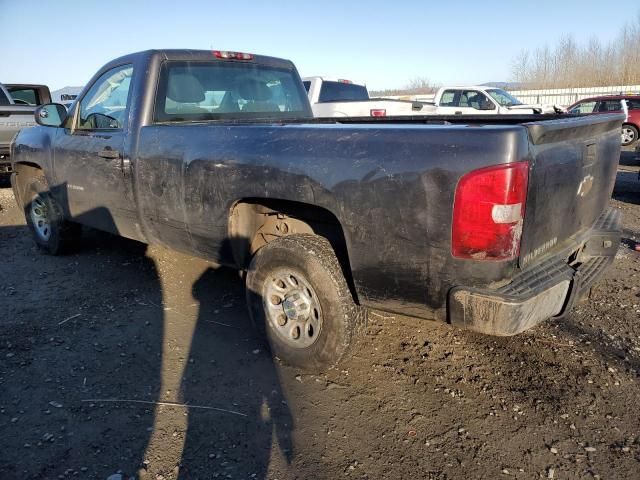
top-left (14, 162), bottom-right (42, 176)
top-left (12, 163), bottom-right (43, 204)
top-left (229, 198), bottom-right (359, 304)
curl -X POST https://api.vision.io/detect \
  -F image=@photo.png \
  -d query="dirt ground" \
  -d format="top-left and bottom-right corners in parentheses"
top-left (0, 152), bottom-right (639, 480)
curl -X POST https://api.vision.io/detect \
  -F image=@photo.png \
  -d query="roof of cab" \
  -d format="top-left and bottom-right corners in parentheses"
top-left (107, 49), bottom-right (297, 70)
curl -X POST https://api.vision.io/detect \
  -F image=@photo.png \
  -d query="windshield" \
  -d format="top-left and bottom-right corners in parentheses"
top-left (318, 81), bottom-right (369, 102)
top-left (486, 89), bottom-right (523, 107)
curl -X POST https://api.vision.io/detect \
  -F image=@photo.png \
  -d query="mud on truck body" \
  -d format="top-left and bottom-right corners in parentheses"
top-left (10, 49), bottom-right (622, 371)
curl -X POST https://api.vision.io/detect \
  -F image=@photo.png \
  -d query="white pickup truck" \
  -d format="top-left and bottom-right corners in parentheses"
top-left (432, 86), bottom-right (560, 115)
top-left (303, 76), bottom-right (436, 117)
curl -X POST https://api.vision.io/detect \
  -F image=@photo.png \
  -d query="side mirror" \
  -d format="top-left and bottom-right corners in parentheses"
top-left (478, 101), bottom-right (496, 111)
top-left (34, 103), bottom-right (68, 127)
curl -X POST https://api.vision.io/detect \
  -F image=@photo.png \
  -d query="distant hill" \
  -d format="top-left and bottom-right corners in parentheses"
top-left (51, 86), bottom-right (83, 103)
top-left (480, 82), bottom-right (525, 90)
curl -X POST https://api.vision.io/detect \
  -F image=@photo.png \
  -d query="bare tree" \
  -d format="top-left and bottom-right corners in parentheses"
top-left (512, 12), bottom-right (640, 88)
top-left (370, 77), bottom-right (438, 97)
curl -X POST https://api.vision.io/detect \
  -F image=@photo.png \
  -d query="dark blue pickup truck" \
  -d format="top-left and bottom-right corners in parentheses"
top-left (9, 49), bottom-right (622, 370)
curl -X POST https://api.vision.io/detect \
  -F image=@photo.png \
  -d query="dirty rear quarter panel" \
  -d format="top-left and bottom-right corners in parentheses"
top-left (135, 122), bottom-right (530, 319)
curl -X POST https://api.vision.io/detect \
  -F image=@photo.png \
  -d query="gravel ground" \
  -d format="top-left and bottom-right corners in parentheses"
top-left (0, 153), bottom-right (639, 480)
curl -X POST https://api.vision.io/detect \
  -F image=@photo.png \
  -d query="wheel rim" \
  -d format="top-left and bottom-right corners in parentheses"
top-left (263, 268), bottom-right (323, 349)
top-left (30, 194), bottom-right (51, 241)
top-left (622, 126), bottom-right (636, 145)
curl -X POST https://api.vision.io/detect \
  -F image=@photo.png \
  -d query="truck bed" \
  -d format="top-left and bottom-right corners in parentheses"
top-left (0, 105), bottom-right (38, 170)
top-left (180, 113), bottom-right (584, 126)
top-left (279, 113), bottom-right (585, 125)
top-left (140, 112), bottom-right (623, 320)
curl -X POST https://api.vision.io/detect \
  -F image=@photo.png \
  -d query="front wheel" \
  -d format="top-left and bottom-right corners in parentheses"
top-left (246, 234), bottom-right (365, 371)
top-left (24, 175), bottom-right (81, 254)
top-left (621, 124), bottom-right (638, 146)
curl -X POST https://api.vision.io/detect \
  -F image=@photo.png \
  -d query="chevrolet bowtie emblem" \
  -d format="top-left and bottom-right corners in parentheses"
top-left (577, 174), bottom-right (594, 197)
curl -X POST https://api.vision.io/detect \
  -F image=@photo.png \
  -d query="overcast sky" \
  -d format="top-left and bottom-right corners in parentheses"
top-left (0, 0), bottom-right (627, 91)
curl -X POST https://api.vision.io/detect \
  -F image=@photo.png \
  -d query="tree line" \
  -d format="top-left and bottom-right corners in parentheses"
top-left (371, 13), bottom-right (640, 96)
top-left (369, 77), bottom-right (438, 97)
top-left (511, 14), bottom-right (640, 88)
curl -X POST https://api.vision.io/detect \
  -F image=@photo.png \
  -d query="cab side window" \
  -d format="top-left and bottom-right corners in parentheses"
top-left (439, 90), bottom-right (457, 106)
top-left (458, 90), bottom-right (473, 107)
top-left (77, 64), bottom-right (133, 130)
top-left (464, 90), bottom-right (492, 109)
top-left (627, 99), bottom-right (640, 110)
top-left (569, 101), bottom-right (596, 114)
top-left (598, 100), bottom-right (621, 112)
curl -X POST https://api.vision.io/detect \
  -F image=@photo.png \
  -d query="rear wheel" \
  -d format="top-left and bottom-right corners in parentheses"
top-left (621, 124), bottom-right (638, 146)
top-left (246, 234), bottom-right (365, 371)
top-left (24, 174), bottom-right (81, 254)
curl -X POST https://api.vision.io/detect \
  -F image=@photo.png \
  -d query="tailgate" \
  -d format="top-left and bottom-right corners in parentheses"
top-left (519, 113), bottom-right (623, 267)
top-left (0, 106), bottom-right (37, 148)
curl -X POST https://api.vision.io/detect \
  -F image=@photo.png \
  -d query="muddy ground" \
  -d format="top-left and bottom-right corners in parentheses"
top-left (0, 152), bottom-right (639, 480)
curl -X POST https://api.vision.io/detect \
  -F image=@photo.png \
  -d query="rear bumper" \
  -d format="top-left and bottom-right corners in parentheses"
top-left (448, 208), bottom-right (621, 336)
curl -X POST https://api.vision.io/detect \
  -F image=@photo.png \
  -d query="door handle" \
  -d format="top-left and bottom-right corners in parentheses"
top-left (98, 148), bottom-right (120, 159)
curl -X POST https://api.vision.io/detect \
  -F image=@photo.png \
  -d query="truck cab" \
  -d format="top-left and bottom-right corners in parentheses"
top-left (433, 86), bottom-right (553, 115)
top-left (303, 76), bottom-right (435, 117)
top-left (0, 83), bottom-right (51, 176)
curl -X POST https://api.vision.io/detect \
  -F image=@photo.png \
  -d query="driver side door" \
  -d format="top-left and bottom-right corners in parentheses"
top-left (52, 64), bottom-right (140, 239)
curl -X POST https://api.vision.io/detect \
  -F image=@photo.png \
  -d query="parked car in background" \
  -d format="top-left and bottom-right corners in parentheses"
top-left (0, 82), bottom-right (51, 176)
top-left (9, 49), bottom-right (623, 371)
top-left (566, 95), bottom-right (640, 146)
top-left (432, 86), bottom-right (560, 115)
top-left (303, 76), bottom-right (436, 117)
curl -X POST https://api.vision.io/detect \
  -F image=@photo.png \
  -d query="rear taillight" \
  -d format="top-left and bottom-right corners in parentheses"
top-left (370, 109), bottom-right (386, 117)
top-left (213, 50), bottom-right (254, 60)
top-left (452, 161), bottom-right (529, 261)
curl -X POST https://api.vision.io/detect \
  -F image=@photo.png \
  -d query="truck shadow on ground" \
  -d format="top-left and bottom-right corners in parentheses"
top-left (556, 315), bottom-right (640, 376)
top-left (619, 150), bottom-right (639, 167)
top-left (0, 215), bottom-right (293, 479)
top-left (613, 170), bottom-right (639, 205)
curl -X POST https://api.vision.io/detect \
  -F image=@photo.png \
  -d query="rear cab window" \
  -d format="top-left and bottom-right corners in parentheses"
top-left (317, 81), bottom-right (369, 102)
top-left (7, 87), bottom-right (40, 106)
top-left (154, 60), bottom-right (310, 122)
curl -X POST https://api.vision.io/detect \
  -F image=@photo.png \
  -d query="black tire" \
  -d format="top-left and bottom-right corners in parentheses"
top-left (621, 124), bottom-right (638, 146)
top-left (23, 174), bottom-right (81, 255)
top-left (246, 234), bottom-right (366, 371)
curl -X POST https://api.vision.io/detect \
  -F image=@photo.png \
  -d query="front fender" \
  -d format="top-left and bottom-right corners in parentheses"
top-left (11, 125), bottom-right (56, 173)
top-left (10, 125), bottom-right (57, 205)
